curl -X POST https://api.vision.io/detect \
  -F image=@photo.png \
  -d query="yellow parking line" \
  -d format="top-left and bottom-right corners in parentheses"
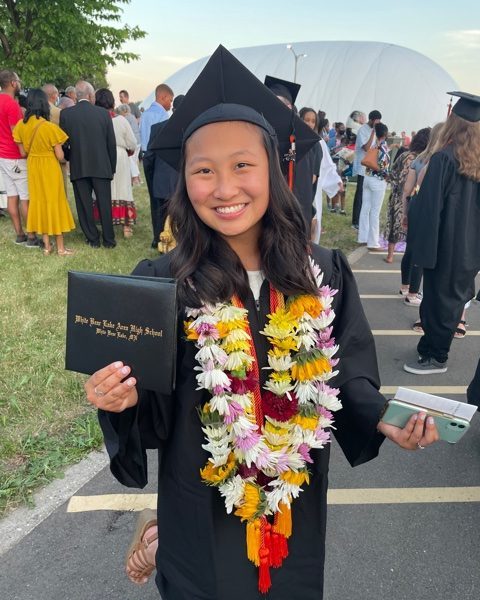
top-left (380, 386), bottom-right (467, 394)
top-left (328, 487), bottom-right (480, 504)
top-left (353, 269), bottom-right (401, 273)
top-left (67, 487), bottom-right (480, 512)
top-left (372, 330), bottom-right (480, 335)
top-left (360, 295), bottom-right (402, 299)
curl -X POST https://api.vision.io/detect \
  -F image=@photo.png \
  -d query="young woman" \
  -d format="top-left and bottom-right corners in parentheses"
top-left (13, 88), bottom-right (75, 255)
top-left (357, 122), bottom-right (390, 250)
top-left (404, 93), bottom-right (480, 374)
top-left (85, 47), bottom-right (438, 600)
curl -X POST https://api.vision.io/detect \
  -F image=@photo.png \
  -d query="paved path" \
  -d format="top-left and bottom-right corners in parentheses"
top-left (0, 249), bottom-right (479, 600)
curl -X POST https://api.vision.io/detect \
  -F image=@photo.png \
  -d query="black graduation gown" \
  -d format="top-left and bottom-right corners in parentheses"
top-left (409, 146), bottom-right (480, 362)
top-left (467, 359), bottom-right (480, 408)
top-left (293, 144), bottom-right (323, 228)
top-left (98, 245), bottom-right (386, 600)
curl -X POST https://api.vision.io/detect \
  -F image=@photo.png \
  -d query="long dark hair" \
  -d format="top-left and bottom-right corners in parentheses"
top-left (23, 88), bottom-right (50, 123)
top-left (299, 107), bottom-right (318, 131)
top-left (169, 125), bottom-right (318, 307)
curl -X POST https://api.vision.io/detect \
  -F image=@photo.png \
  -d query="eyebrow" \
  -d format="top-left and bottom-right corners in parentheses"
top-left (188, 149), bottom-right (257, 166)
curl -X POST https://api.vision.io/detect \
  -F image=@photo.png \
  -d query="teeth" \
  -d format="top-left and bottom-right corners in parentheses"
top-left (215, 204), bottom-right (246, 214)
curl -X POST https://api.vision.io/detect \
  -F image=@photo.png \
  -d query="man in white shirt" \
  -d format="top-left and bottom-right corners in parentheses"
top-left (351, 109), bottom-right (382, 229)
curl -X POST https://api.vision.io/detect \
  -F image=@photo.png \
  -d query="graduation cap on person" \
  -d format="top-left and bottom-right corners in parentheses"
top-left (448, 91), bottom-right (480, 122)
top-left (264, 75), bottom-right (301, 106)
top-left (148, 45), bottom-right (319, 172)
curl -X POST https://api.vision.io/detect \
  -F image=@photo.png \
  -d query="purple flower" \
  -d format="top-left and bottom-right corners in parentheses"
top-left (238, 464), bottom-right (258, 478)
top-left (197, 322), bottom-right (220, 344)
top-left (319, 285), bottom-right (338, 297)
top-left (235, 431), bottom-right (261, 452)
top-left (298, 443), bottom-right (314, 463)
top-left (223, 401), bottom-right (244, 425)
top-left (315, 428), bottom-right (331, 444)
top-left (317, 406), bottom-right (333, 420)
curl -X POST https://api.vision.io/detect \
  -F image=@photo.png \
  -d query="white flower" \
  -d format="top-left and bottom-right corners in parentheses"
top-left (231, 393), bottom-right (252, 409)
top-left (196, 344), bottom-right (229, 365)
top-left (319, 344), bottom-right (339, 359)
top-left (196, 368), bottom-right (231, 391)
top-left (224, 351), bottom-right (253, 371)
top-left (312, 310), bottom-right (335, 329)
top-left (266, 354), bottom-right (295, 372)
top-left (316, 391), bottom-right (342, 411)
top-left (217, 305), bottom-right (248, 322)
top-left (294, 380), bottom-right (318, 404)
top-left (264, 378), bottom-right (294, 396)
top-left (231, 415), bottom-right (258, 437)
top-left (219, 475), bottom-right (245, 514)
top-left (265, 480), bottom-right (303, 512)
top-left (209, 394), bottom-right (231, 415)
top-left (309, 257), bottom-right (324, 288)
top-left (298, 331), bottom-right (318, 351)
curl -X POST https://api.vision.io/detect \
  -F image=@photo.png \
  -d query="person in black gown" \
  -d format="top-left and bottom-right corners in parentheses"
top-left (404, 92), bottom-right (480, 375)
top-left (84, 46), bottom-right (438, 600)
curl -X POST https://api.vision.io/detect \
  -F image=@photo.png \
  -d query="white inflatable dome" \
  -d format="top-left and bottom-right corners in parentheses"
top-left (141, 41), bottom-right (457, 133)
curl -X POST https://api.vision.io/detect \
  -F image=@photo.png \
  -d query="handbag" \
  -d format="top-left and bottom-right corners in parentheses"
top-left (361, 145), bottom-right (380, 170)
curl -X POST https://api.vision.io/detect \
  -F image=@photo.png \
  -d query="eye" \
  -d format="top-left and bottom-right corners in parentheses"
top-left (235, 162), bottom-right (250, 170)
top-left (194, 167), bottom-right (212, 175)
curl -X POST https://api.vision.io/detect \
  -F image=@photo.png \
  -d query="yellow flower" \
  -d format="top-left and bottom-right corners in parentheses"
top-left (268, 347), bottom-right (291, 358)
top-left (280, 470), bottom-right (310, 486)
top-left (288, 295), bottom-right (322, 319)
top-left (223, 340), bottom-right (251, 353)
top-left (271, 371), bottom-right (291, 384)
top-left (200, 452), bottom-right (236, 484)
top-left (292, 414), bottom-right (319, 430)
top-left (269, 336), bottom-right (299, 352)
top-left (291, 357), bottom-right (331, 381)
top-left (216, 320), bottom-right (248, 337)
top-left (262, 309), bottom-right (298, 339)
top-left (234, 482), bottom-right (262, 521)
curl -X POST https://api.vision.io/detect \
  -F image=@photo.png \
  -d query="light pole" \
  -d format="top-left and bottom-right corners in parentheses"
top-left (286, 44), bottom-right (307, 83)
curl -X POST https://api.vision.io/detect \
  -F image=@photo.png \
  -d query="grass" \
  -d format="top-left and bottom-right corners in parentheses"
top-left (0, 177), bottom-right (364, 517)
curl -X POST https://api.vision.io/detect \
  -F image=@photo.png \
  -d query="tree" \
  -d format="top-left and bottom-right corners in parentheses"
top-left (0, 0), bottom-right (146, 89)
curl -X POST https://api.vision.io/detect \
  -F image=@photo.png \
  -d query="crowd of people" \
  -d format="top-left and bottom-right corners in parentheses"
top-left (2, 51), bottom-right (479, 600)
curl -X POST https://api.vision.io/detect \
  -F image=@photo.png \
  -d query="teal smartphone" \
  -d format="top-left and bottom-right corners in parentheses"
top-left (381, 399), bottom-right (470, 444)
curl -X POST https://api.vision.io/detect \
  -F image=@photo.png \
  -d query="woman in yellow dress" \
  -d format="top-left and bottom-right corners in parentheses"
top-left (13, 88), bottom-right (75, 255)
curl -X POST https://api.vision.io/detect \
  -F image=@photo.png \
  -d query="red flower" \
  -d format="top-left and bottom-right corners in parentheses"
top-left (262, 391), bottom-right (298, 422)
top-left (230, 371), bottom-right (258, 394)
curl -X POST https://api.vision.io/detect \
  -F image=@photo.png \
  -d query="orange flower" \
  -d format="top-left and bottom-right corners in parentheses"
top-left (288, 295), bottom-right (322, 319)
top-left (291, 357), bottom-right (331, 381)
top-left (280, 470), bottom-right (310, 486)
top-left (184, 321), bottom-right (199, 340)
top-left (200, 453), bottom-right (236, 484)
top-left (234, 482), bottom-right (262, 521)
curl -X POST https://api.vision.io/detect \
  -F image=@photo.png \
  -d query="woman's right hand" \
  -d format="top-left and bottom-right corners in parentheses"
top-left (85, 361), bottom-right (138, 413)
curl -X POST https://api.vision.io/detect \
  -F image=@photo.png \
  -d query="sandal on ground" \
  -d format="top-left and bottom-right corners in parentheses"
top-left (57, 248), bottom-right (74, 256)
top-left (123, 226), bottom-right (133, 238)
top-left (383, 256), bottom-right (393, 264)
top-left (454, 320), bottom-right (467, 339)
top-left (412, 320), bottom-right (424, 334)
top-left (125, 508), bottom-right (158, 585)
top-left (43, 247), bottom-right (53, 256)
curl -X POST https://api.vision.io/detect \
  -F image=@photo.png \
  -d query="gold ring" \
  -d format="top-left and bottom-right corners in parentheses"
top-left (94, 386), bottom-right (106, 397)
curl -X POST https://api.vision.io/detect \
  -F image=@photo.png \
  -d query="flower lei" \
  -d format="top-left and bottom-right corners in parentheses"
top-left (184, 259), bottom-right (341, 594)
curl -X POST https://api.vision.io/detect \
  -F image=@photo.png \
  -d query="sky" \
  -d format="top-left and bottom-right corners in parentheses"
top-left (107, 0), bottom-right (480, 101)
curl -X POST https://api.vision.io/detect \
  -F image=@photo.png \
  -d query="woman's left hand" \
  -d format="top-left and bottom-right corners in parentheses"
top-left (377, 412), bottom-right (439, 450)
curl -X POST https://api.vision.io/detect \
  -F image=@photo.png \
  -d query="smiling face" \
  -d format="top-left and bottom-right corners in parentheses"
top-left (185, 121), bottom-right (270, 244)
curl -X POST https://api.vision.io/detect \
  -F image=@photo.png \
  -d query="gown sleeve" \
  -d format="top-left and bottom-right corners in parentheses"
top-left (98, 255), bottom-right (177, 488)
top-left (327, 249), bottom-right (386, 466)
top-left (467, 357), bottom-right (480, 408)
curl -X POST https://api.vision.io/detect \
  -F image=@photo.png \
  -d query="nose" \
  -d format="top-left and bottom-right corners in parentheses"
top-left (212, 171), bottom-right (239, 202)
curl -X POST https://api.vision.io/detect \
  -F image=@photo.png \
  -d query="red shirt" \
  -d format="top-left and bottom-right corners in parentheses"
top-left (0, 94), bottom-right (23, 159)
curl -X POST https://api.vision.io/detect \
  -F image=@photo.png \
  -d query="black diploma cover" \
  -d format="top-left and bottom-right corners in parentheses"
top-left (65, 271), bottom-right (177, 393)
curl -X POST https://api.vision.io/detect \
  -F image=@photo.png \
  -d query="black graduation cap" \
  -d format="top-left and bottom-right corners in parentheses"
top-left (448, 91), bottom-right (480, 122)
top-left (264, 75), bottom-right (301, 105)
top-left (148, 45), bottom-right (319, 169)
